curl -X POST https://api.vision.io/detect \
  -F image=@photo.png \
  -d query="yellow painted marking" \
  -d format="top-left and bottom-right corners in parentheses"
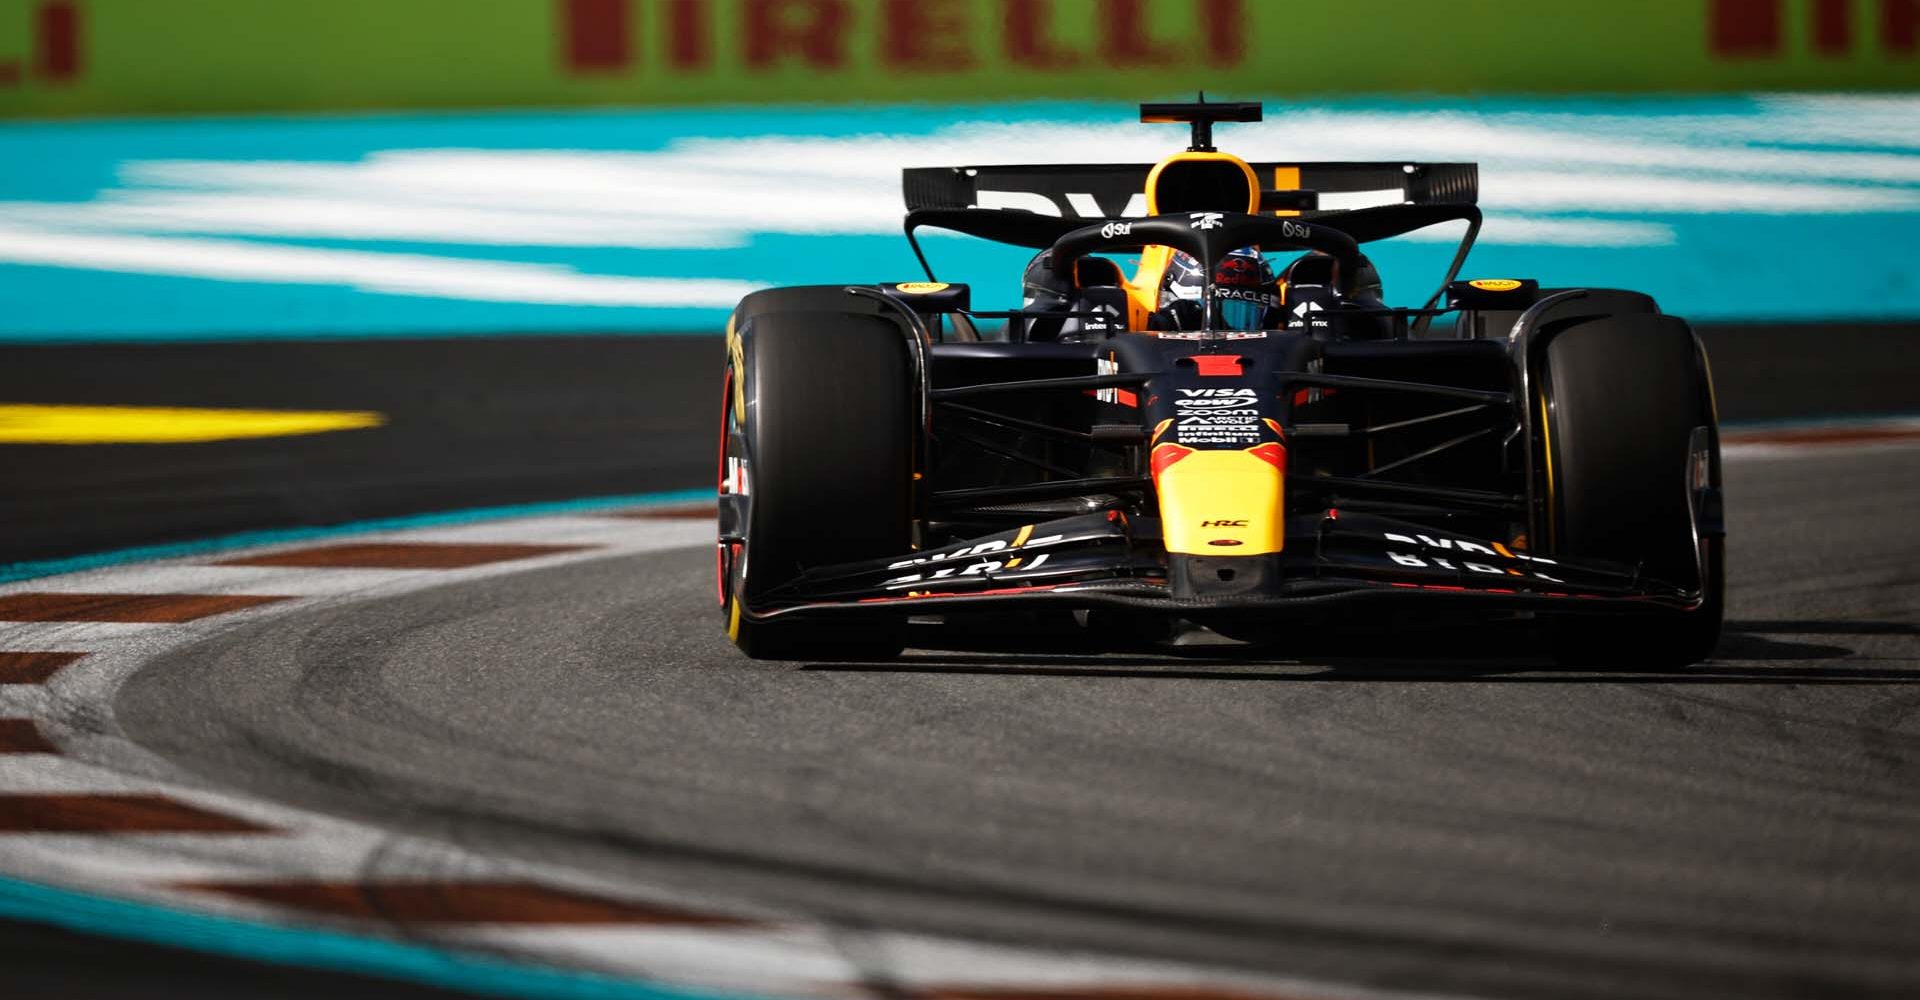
top-left (1012, 524), bottom-right (1034, 548)
top-left (1493, 541), bottom-right (1516, 559)
top-left (0, 404), bottom-right (385, 445)
top-left (1006, 557), bottom-right (1022, 569)
top-left (727, 598), bottom-right (742, 641)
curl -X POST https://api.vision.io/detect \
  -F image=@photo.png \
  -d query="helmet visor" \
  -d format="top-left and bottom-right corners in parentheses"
top-left (1215, 295), bottom-right (1267, 331)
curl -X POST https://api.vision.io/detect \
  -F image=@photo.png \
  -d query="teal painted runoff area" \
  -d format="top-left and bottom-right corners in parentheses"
top-left (0, 874), bottom-right (751, 1000)
top-left (0, 488), bottom-right (711, 584)
top-left (0, 95), bottom-right (1916, 340)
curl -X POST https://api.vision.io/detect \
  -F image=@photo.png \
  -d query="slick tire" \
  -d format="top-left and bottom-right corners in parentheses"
top-left (1538, 313), bottom-right (1723, 668)
top-left (722, 307), bottom-right (913, 660)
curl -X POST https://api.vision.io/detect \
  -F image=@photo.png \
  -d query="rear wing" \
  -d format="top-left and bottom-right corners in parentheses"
top-left (903, 162), bottom-right (1478, 219)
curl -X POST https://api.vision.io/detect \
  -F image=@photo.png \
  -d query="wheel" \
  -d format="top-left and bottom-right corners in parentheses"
top-left (1538, 313), bottom-right (1723, 667)
top-left (720, 305), bottom-right (914, 660)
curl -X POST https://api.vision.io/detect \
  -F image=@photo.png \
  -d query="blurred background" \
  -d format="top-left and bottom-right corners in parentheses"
top-left (1, 3), bottom-right (1917, 999)
top-left (1, 0), bottom-right (1917, 339)
top-left (3, 0), bottom-right (1915, 559)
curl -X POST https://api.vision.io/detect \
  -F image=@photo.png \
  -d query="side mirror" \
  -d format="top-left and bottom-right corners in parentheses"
top-left (1446, 278), bottom-right (1538, 310)
top-left (882, 282), bottom-right (971, 314)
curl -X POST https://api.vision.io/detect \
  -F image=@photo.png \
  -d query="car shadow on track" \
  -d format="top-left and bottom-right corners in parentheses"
top-left (797, 618), bottom-right (1919, 685)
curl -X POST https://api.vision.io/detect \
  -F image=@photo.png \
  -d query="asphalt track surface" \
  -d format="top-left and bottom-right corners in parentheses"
top-left (4, 323), bottom-right (1919, 998)
top-left (103, 445), bottom-right (1920, 1000)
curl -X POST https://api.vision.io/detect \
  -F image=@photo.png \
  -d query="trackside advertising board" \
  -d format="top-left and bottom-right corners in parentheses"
top-left (1, 0), bottom-right (1917, 116)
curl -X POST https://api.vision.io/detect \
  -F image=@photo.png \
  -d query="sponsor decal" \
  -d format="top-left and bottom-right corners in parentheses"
top-left (1189, 212), bottom-right (1225, 230)
top-left (1287, 298), bottom-right (1335, 333)
top-left (1215, 287), bottom-right (1278, 306)
top-left (977, 190), bottom-right (1150, 219)
top-left (1099, 221), bottom-right (1134, 239)
top-left (882, 529), bottom-right (1067, 586)
top-left (14, 3), bottom-right (1920, 120)
top-left (894, 282), bottom-right (950, 294)
top-left (1201, 519), bottom-right (1248, 527)
top-left (1382, 531), bottom-right (1565, 583)
top-left (1173, 387), bottom-right (1264, 445)
top-left (1468, 278), bottom-right (1524, 292)
top-left (883, 552), bottom-right (1050, 587)
top-left (1279, 220), bottom-right (1313, 240)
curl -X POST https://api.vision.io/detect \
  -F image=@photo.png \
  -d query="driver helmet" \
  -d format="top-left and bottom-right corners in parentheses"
top-left (1156, 247), bottom-right (1278, 332)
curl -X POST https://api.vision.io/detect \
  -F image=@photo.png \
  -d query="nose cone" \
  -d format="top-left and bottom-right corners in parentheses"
top-left (1152, 444), bottom-right (1286, 555)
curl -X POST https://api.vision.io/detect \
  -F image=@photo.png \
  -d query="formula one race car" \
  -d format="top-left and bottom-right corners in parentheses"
top-left (717, 99), bottom-right (1724, 665)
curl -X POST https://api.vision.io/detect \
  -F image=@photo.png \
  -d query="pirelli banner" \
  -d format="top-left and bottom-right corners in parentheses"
top-left (2, 0), bottom-right (1917, 116)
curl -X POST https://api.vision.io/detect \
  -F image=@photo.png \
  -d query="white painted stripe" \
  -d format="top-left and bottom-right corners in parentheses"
top-left (829, 930), bottom-right (1313, 991)
top-left (461, 924), bottom-right (1472, 999)
top-left (0, 688), bottom-right (52, 716)
top-left (371, 516), bottom-right (712, 548)
top-left (0, 754), bottom-right (186, 794)
top-left (460, 925), bottom-right (862, 994)
top-left (3, 565), bottom-right (422, 598)
top-left (0, 623), bottom-right (188, 646)
top-left (0, 224), bottom-right (761, 308)
top-left (0, 830), bottom-right (528, 885)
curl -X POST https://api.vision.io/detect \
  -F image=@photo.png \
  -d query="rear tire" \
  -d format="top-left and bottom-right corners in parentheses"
top-left (1539, 314), bottom-right (1723, 667)
top-left (721, 307), bottom-right (914, 660)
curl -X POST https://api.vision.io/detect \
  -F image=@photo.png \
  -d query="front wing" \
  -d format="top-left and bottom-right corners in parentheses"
top-left (742, 511), bottom-right (1705, 627)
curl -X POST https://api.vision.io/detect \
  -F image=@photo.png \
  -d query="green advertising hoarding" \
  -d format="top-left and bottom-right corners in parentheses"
top-left (1, 0), bottom-right (1916, 117)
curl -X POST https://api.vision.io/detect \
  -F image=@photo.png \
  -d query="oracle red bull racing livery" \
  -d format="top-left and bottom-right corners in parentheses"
top-left (717, 100), bottom-right (1724, 665)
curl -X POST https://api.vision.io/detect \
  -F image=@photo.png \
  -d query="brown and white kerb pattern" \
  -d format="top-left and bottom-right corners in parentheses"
top-left (0, 505), bottom-right (1423, 1000)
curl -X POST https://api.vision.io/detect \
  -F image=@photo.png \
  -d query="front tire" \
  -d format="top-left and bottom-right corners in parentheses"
top-left (1538, 314), bottom-right (1723, 667)
top-left (720, 305), bottom-right (914, 660)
